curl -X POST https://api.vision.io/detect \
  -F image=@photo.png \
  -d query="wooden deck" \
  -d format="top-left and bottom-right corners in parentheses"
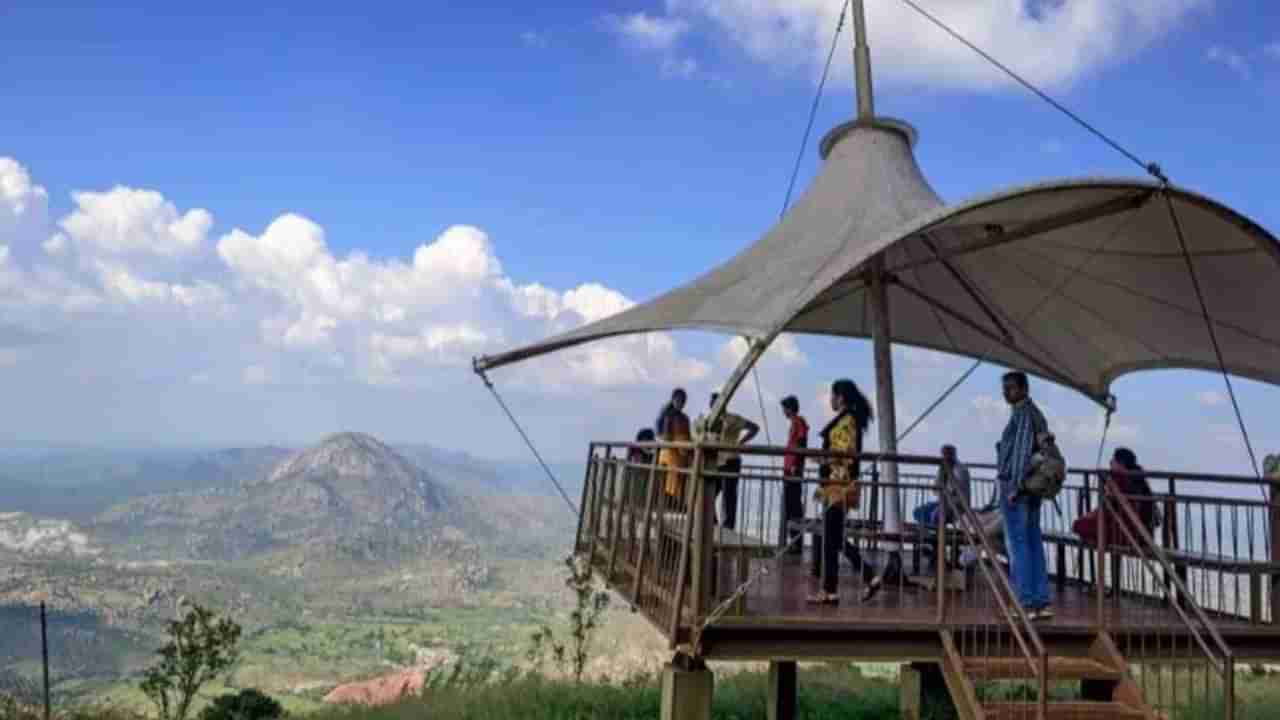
top-left (692, 550), bottom-right (1280, 661)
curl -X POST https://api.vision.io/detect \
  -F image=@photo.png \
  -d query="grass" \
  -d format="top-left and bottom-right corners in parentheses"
top-left (307, 665), bottom-right (900, 720)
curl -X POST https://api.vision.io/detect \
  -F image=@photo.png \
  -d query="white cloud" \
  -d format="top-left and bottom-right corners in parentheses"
top-left (1197, 390), bottom-right (1226, 407)
top-left (59, 186), bottom-right (212, 256)
top-left (661, 56), bottom-right (700, 78)
top-left (1041, 139), bottom-right (1065, 154)
top-left (605, 12), bottom-right (690, 50)
top-left (1206, 45), bottom-right (1250, 78)
top-left (653, 0), bottom-right (1208, 89)
top-left (0, 158), bottom-right (49, 244)
top-left (718, 334), bottom-right (806, 369)
top-left (42, 234), bottom-right (68, 256)
top-left (243, 365), bottom-right (270, 385)
top-left (520, 30), bottom-right (548, 48)
top-left (0, 156), bottom-right (710, 402)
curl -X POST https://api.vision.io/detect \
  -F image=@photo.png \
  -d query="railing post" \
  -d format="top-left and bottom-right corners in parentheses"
top-left (669, 445), bottom-right (704, 645)
top-left (869, 463), bottom-right (881, 530)
top-left (935, 473), bottom-right (948, 624)
top-left (575, 444), bottom-right (596, 553)
top-left (1097, 472), bottom-right (1108, 629)
top-left (1080, 472), bottom-right (1094, 585)
top-left (1271, 497), bottom-right (1280, 625)
top-left (633, 451), bottom-right (662, 605)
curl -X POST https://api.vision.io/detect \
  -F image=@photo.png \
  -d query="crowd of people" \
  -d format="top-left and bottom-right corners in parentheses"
top-left (624, 371), bottom-right (1160, 619)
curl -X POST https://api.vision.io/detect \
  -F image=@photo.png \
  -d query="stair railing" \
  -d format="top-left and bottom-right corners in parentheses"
top-left (940, 473), bottom-right (1049, 719)
top-left (1100, 475), bottom-right (1237, 718)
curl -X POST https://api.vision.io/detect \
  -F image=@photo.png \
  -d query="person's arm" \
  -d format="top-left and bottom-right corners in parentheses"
top-left (1005, 408), bottom-right (1036, 501)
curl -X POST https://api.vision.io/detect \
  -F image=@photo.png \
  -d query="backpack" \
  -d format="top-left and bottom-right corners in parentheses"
top-left (1021, 406), bottom-right (1066, 505)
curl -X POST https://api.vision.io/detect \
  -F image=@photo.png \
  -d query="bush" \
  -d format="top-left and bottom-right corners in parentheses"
top-left (197, 689), bottom-right (283, 720)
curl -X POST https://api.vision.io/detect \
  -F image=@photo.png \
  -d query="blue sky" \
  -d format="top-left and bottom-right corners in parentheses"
top-left (1, 1), bottom-right (1278, 475)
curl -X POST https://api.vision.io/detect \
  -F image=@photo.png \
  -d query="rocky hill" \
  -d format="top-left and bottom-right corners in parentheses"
top-left (253, 432), bottom-right (450, 533)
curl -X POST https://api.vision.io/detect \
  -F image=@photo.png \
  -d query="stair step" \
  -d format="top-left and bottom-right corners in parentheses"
top-left (982, 701), bottom-right (1145, 720)
top-left (965, 656), bottom-right (1121, 681)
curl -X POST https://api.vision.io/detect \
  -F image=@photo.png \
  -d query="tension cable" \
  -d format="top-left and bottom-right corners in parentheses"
top-left (474, 364), bottom-right (581, 517)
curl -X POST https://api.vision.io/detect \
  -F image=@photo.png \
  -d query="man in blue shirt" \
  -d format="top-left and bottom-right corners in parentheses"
top-left (997, 371), bottom-right (1053, 620)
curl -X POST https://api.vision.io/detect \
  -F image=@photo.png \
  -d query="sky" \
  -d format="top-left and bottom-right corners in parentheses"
top-left (1, 1), bottom-right (1278, 476)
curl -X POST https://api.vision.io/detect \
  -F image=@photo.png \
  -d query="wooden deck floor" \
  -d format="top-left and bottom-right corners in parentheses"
top-left (716, 551), bottom-right (1271, 636)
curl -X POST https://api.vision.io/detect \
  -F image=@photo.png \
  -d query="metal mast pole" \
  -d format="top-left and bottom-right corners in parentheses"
top-left (851, 0), bottom-right (875, 120)
top-left (853, 0), bottom-right (904, 547)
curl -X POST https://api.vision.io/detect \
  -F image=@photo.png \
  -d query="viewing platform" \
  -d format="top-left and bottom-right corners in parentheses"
top-left (577, 441), bottom-right (1280, 718)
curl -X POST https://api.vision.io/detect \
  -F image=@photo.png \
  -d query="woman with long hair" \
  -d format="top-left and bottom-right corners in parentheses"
top-left (807, 378), bottom-right (873, 605)
top-left (1073, 447), bottom-right (1156, 548)
top-left (656, 389), bottom-right (692, 507)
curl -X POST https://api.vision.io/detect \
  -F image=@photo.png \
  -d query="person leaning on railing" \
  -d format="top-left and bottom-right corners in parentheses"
top-left (807, 379), bottom-right (873, 605)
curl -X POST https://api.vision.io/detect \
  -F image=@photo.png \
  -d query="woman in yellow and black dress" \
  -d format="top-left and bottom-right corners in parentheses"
top-left (807, 378), bottom-right (873, 605)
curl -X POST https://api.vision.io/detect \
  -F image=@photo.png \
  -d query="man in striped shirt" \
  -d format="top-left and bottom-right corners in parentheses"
top-left (997, 371), bottom-right (1053, 621)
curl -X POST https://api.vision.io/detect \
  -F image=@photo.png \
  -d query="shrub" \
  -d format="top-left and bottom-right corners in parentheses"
top-left (197, 689), bottom-right (283, 720)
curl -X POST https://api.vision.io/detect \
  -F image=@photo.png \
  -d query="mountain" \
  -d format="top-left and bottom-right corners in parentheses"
top-left (250, 432), bottom-right (452, 535)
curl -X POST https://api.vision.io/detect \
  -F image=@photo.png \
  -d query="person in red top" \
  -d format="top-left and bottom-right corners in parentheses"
top-left (781, 395), bottom-right (809, 556)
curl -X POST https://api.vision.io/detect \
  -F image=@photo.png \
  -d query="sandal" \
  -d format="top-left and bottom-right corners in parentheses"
top-left (806, 591), bottom-right (840, 605)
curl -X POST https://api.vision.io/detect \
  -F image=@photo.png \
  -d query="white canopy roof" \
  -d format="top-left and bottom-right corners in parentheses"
top-left (476, 119), bottom-right (1280, 405)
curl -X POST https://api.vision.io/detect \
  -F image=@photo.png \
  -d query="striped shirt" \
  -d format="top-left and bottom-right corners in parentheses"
top-left (997, 398), bottom-right (1045, 496)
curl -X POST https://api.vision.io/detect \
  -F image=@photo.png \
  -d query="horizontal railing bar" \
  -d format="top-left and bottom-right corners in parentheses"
top-left (592, 440), bottom-right (1280, 487)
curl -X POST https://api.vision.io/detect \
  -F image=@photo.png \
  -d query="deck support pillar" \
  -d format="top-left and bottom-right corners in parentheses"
top-left (660, 654), bottom-right (713, 720)
top-left (767, 661), bottom-right (797, 720)
top-left (900, 662), bottom-right (953, 720)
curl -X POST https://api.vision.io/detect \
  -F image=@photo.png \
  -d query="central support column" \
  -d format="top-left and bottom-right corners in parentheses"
top-left (868, 256), bottom-right (903, 541)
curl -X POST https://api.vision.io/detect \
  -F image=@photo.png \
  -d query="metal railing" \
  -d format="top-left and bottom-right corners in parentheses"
top-left (1099, 478), bottom-right (1239, 718)
top-left (938, 473), bottom-right (1049, 720)
top-left (575, 440), bottom-right (1280, 670)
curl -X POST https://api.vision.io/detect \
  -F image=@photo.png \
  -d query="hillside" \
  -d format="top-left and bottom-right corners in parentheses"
top-left (0, 433), bottom-right (580, 708)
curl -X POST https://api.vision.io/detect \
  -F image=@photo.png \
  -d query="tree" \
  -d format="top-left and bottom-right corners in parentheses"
top-left (140, 604), bottom-right (242, 720)
top-left (526, 554), bottom-right (611, 682)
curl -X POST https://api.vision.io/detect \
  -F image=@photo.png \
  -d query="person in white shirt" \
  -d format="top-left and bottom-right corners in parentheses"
top-left (694, 391), bottom-right (759, 530)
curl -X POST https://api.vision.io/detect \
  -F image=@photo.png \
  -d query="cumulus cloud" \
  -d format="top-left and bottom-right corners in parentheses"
top-left (646, 0), bottom-right (1208, 89)
top-left (520, 30), bottom-right (548, 48)
top-left (0, 156), bottom-right (710, 400)
top-left (1206, 45), bottom-right (1250, 78)
top-left (0, 158), bottom-right (49, 243)
top-left (718, 334), bottom-right (806, 369)
top-left (1197, 390), bottom-right (1226, 408)
top-left (605, 12), bottom-right (690, 50)
top-left (59, 187), bottom-right (212, 257)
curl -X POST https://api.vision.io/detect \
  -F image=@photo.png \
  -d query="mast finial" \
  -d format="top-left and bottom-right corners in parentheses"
top-left (851, 0), bottom-right (875, 119)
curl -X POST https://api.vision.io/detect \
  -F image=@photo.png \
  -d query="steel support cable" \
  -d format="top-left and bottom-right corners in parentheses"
top-left (779, 0), bottom-right (848, 217)
top-left (1163, 193), bottom-right (1268, 505)
top-left (475, 366), bottom-right (581, 518)
top-left (896, 357), bottom-right (983, 444)
top-left (893, 0), bottom-right (1167, 183)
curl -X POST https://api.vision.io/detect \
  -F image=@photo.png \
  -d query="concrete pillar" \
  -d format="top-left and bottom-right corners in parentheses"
top-left (660, 656), bottom-right (713, 720)
top-left (900, 662), bottom-right (954, 720)
top-left (767, 661), bottom-right (797, 720)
